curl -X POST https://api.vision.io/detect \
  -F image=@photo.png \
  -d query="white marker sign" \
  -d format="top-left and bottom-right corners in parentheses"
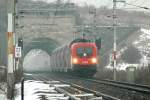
top-left (15, 47), bottom-right (22, 58)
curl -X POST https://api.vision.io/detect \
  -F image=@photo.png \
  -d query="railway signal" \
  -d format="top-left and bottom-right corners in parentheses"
top-left (18, 37), bottom-right (23, 50)
top-left (15, 46), bottom-right (22, 58)
top-left (95, 37), bottom-right (101, 49)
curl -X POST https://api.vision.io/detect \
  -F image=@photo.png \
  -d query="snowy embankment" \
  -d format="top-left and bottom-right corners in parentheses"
top-left (133, 28), bottom-right (150, 66)
top-left (106, 28), bottom-right (150, 70)
top-left (134, 28), bottom-right (150, 53)
top-left (15, 74), bottom-right (69, 100)
top-left (15, 80), bottom-right (54, 100)
top-left (0, 83), bottom-right (7, 100)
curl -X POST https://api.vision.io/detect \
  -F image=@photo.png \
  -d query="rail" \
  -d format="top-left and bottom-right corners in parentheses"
top-left (64, 74), bottom-right (150, 94)
top-left (57, 79), bottom-right (120, 100)
top-left (86, 78), bottom-right (150, 94)
top-left (26, 74), bottom-right (103, 100)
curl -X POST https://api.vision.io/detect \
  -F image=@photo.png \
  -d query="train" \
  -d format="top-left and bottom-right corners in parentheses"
top-left (50, 38), bottom-right (101, 76)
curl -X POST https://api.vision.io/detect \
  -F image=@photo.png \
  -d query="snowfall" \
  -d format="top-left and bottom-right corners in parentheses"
top-left (1, 28), bottom-right (150, 100)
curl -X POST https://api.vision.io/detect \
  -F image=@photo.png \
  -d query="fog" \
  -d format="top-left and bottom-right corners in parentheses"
top-left (23, 49), bottom-right (51, 72)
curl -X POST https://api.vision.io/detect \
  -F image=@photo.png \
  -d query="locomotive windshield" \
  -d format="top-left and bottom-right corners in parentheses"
top-left (77, 47), bottom-right (93, 57)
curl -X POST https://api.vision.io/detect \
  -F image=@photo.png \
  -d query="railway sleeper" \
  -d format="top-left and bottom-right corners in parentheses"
top-left (50, 81), bottom-right (101, 100)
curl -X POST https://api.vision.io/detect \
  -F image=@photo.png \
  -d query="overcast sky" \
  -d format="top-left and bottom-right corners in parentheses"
top-left (33, 0), bottom-right (150, 11)
top-left (36, 0), bottom-right (150, 7)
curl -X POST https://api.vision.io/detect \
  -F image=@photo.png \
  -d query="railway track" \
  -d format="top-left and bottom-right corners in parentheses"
top-left (100, 79), bottom-right (150, 94)
top-left (35, 73), bottom-right (121, 100)
top-left (58, 79), bottom-right (120, 100)
top-left (24, 73), bottom-right (150, 100)
top-left (43, 73), bottom-right (150, 100)
top-left (24, 73), bottom-right (105, 100)
top-left (83, 78), bottom-right (150, 100)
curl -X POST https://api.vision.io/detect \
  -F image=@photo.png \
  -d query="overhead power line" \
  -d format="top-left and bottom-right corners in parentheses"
top-left (125, 2), bottom-right (150, 10)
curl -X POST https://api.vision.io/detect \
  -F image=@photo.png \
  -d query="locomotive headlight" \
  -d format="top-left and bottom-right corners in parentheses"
top-left (91, 58), bottom-right (97, 64)
top-left (72, 58), bottom-right (78, 64)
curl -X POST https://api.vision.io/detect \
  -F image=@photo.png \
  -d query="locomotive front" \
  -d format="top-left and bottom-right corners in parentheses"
top-left (71, 42), bottom-right (98, 76)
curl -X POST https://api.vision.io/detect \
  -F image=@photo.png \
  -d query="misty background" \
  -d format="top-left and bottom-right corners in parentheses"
top-left (0, 0), bottom-right (150, 85)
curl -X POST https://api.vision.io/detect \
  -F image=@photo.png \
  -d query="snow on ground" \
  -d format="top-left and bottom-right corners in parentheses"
top-left (23, 49), bottom-right (51, 72)
top-left (134, 28), bottom-right (150, 53)
top-left (133, 28), bottom-right (150, 66)
top-left (0, 94), bottom-right (6, 100)
top-left (0, 83), bottom-right (7, 100)
top-left (15, 80), bottom-right (53, 100)
top-left (15, 80), bottom-right (45, 100)
top-left (14, 75), bottom-right (68, 100)
top-left (106, 63), bottom-right (139, 71)
top-left (106, 28), bottom-right (150, 70)
top-left (141, 29), bottom-right (150, 35)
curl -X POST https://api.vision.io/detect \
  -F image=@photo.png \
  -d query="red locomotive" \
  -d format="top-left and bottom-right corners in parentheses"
top-left (50, 38), bottom-right (100, 76)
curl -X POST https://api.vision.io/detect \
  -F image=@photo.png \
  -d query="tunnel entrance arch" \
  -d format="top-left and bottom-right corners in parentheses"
top-left (23, 49), bottom-right (52, 72)
top-left (22, 37), bottom-right (59, 72)
top-left (23, 37), bottom-right (59, 58)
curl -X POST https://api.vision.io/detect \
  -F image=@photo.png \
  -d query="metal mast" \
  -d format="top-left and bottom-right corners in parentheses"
top-left (113, 0), bottom-right (117, 81)
top-left (112, 0), bottom-right (125, 80)
top-left (7, 0), bottom-right (15, 98)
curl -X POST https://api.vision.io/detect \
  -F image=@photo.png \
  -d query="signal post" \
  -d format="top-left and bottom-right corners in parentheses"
top-left (112, 0), bottom-right (125, 81)
top-left (7, 0), bottom-right (16, 99)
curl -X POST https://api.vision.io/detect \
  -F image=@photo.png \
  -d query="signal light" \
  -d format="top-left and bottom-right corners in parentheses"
top-left (95, 37), bottom-right (101, 49)
top-left (72, 58), bottom-right (78, 64)
top-left (91, 58), bottom-right (97, 64)
top-left (18, 37), bottom-right (23, 49)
